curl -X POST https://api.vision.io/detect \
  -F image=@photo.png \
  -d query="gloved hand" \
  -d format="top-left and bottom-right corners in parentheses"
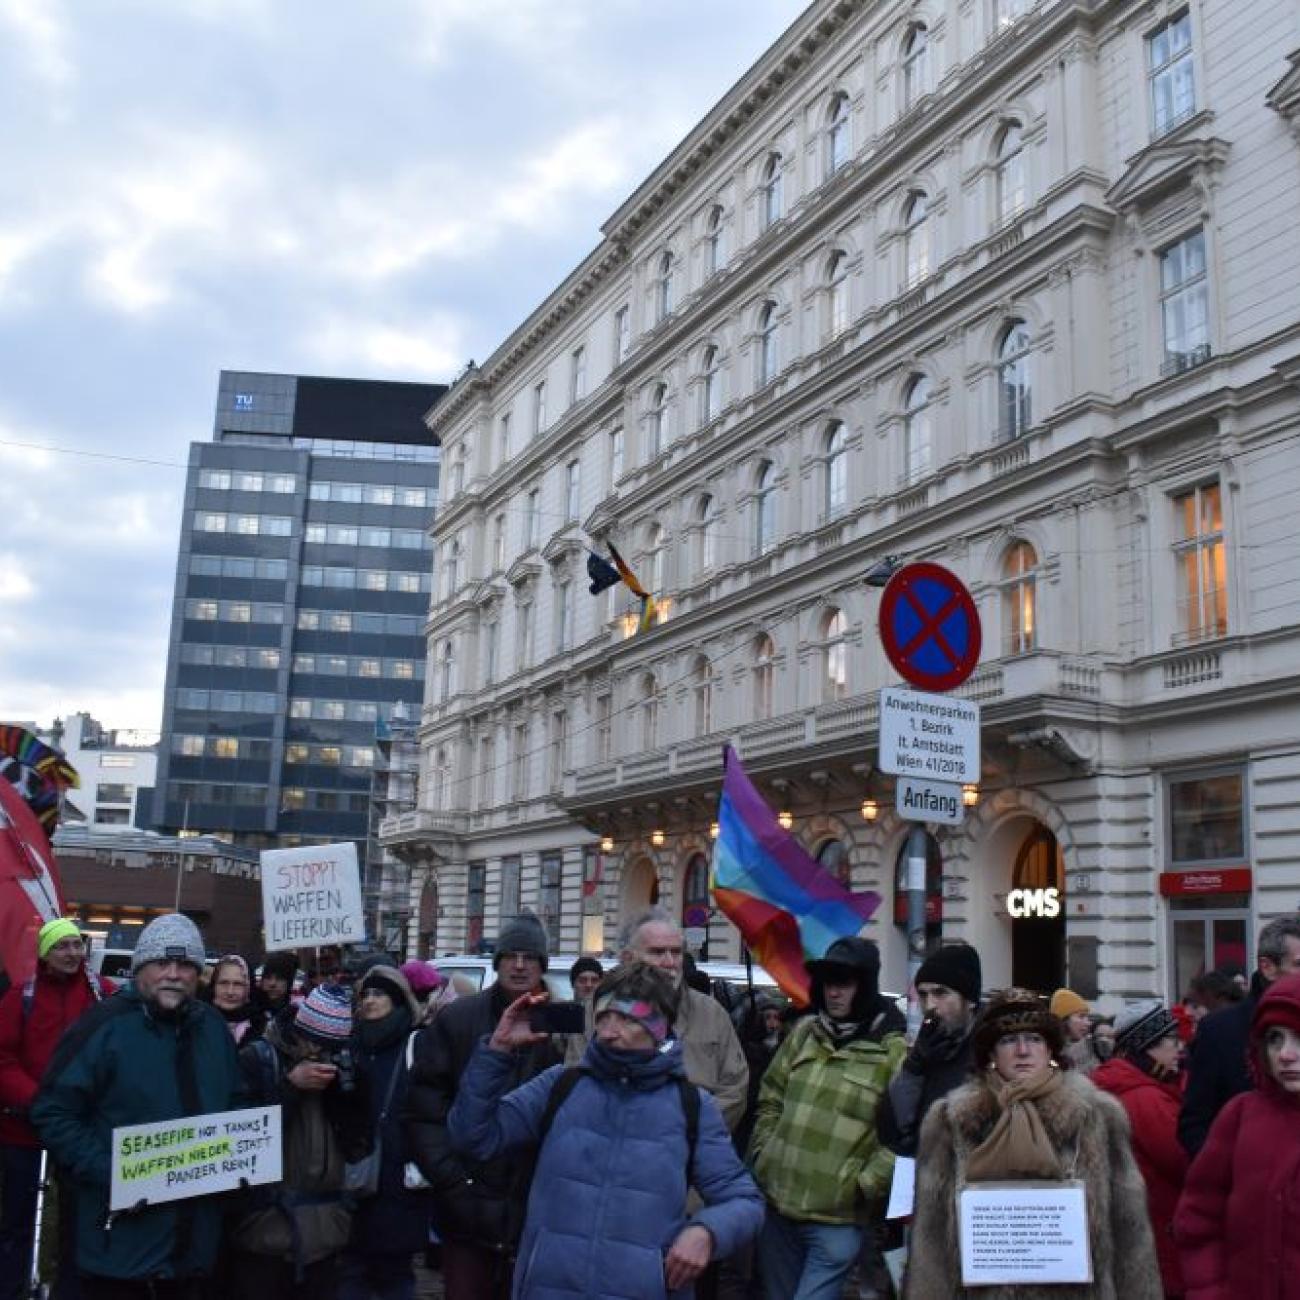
top-left (903, 1015), bottom-right (960, 1074)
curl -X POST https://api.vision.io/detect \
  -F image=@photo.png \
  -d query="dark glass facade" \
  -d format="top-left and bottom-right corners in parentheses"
top-left (153, 371), bottom-right (443, 851)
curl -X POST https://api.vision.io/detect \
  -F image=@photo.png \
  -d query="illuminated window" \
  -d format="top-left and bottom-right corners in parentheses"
top-left (1172, 482), bottom-right (1226, 644)
top-left (1001, 540), bottom-right (1038, 655)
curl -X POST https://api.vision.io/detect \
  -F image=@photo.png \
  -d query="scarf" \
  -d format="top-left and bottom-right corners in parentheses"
top-left (965, 1068), bottom-right (1066, 1182)
top-left (355, 1005), bottom-right (413, 1053)
top-left (817, 1011), bottom-right (861, 1044)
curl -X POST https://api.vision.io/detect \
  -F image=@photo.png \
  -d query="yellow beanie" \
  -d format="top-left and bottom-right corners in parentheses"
top-left (38, 917), bottom-right (83, 960)
top-left (1050, 987), bottom-right (1089, 1019)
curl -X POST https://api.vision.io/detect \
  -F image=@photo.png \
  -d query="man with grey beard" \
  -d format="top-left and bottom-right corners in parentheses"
top-left (33, 913), bottom-right (242, 1300)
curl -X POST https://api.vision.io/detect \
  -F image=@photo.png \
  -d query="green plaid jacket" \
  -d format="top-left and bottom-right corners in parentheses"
top-left (748, 1015), bottom-right (906, 1224)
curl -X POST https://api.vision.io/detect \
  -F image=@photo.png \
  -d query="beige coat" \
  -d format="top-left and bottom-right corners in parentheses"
top-left (565, 986), bottom-right (749, 1131)
top-left (903, 1069), bottom-right (1162, 1300)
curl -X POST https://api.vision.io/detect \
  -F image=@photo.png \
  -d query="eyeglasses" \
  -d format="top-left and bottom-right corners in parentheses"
top-left (995, 1032), bottom-right (1046, 1050)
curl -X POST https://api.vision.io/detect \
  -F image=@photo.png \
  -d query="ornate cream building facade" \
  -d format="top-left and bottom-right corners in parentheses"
top-left (383, 0), bottom-right (1300, 1003)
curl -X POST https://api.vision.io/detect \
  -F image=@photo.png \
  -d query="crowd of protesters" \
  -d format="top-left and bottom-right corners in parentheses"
top-left (3, 908), bottom-right (1300, 1299)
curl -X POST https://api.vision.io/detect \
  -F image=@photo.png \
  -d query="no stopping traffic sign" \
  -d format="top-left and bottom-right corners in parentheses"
top-left (878, 562), bottom-right (982, 691)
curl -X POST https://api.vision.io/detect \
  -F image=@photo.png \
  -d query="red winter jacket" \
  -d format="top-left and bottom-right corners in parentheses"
top-left (0, 964), bottom-right (114, 1147)
top-left (1174, 974), bottom-right (1300, 1300)
top-left (1094, 1055), bottom-right (1188, 1296)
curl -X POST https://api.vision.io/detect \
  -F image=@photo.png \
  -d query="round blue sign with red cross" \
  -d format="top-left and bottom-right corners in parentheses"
top-left (878, 562), bottom-right (982, 691)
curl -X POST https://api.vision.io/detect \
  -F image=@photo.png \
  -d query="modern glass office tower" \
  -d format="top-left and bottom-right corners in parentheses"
top-left (153, 370), bottom-right (444, 852)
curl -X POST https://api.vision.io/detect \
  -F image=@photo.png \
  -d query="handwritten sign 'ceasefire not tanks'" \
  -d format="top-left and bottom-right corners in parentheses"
top-left (259, 841), bottom-right (366, 952)
top-left (111, 1106), bottom-right (282, 1211)
top-left (879, 686), bottom-right (980, 785)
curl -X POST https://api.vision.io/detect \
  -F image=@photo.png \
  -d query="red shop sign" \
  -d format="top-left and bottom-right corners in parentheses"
top-left (1159, 867), bottom-right (1253, 897)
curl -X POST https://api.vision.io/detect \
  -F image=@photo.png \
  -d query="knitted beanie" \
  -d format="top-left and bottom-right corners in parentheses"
top-left (38, 917), bottom-right (83, 960)
top-left (494, 911), bottom-right (549, 971)
top-left (260, 951), bottom-right (298, 984)
top-left (1050, 988), bottom-right (1089, 1019)
top-left (570, 956), bottom-right (604, 984)
top-left (914, 943), bottom-right (982, 1005)
top-left (132, 913), bottom-right (205, 974)
top-left (1114, 1000), bottom-right (1179, 1056)
top-left (400, 959), bottom-right (445, 999)
top-left (294, 983), bottom-right (353, 1043)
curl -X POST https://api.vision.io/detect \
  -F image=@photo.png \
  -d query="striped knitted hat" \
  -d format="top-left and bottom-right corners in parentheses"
top-left (294, 983), bottom-right (353, 1043)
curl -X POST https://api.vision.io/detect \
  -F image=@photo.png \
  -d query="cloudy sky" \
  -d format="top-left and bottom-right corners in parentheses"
top-left (0, 0), bottom-right (806, 735)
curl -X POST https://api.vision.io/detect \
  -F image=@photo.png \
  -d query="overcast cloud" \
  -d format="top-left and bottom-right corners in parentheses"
top-left (0, 0), bottom-right (805, 733)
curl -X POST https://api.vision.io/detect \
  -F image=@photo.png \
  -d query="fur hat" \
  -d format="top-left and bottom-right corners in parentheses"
top-left (972, 988), bottom-right (1065, 1069)
top-left (260, 951), bottom-right (298, 985)
top-left (914, 944), bottom-right (982, 1005)
top-left (1114, 1000), bottom-right (1179, 1056)
top-left (805, 936), bottom-right (882, 1022)
top-left (294, 983), bottom-right (353, 1043)
top-left (1050, 988), bottom-right (1090, 1019)
top-left (494, 911), bottom-right (549, 972)
top-left (132, 913), bottom-right (205, 974)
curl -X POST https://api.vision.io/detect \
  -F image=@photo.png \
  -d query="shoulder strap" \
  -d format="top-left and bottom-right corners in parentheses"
top-left (677, 1079), bottom-right (700, 1177)
top-left (536, 1066), bottom-right (586, 1149)
top-left (376, 1042), bottom-right (405, 1124)
top-left (21, 977), bottom-right (35, 1023)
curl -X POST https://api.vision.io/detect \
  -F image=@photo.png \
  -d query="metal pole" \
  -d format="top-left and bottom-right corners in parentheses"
top-left (906, 822), bottom-right (929, 1037)
top-left (174, 799), bottom-right (189, 912)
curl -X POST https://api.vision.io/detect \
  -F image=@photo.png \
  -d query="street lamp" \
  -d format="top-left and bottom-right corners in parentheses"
top-left (777, 810), bottom-right (794, 831)
top-left (651, 829), bottom-right (666, 847)
top-left (860, 797), bottom-right (879, 823)
top-left (962, 784), bottom-right (980, 808)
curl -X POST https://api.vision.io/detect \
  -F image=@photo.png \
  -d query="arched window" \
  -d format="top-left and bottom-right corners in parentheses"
top-left (825, 421), bottom-right (848, 519)
top-left (758, 301), bottom-right (779, 386)
top-left (432, 746), bottom-right (449, 811)
top-left (753, 633), bottom-right (775, 719)
top-left (761, 153), bottom-right (783, 230)
top-left (826, 92), bottom-right (851, 176)
top-left (639, 673), bottom-right (658, 750)
top-left (755, 461), bottom-right (777, 555)
top-left (700, 345), bottom-right (722, 424)
top-left (692, 655), bottom-right (713, 734)
top-left (822, 608), bottom-right (848, 701)
top-left (816, 837), bottom-right (853, 888)
top-left (903, 190), bottom-right (930, 288)
top-left (438, 638), bottom-right (456, 702)
top-left (647, 382), bottom-right (667, 458)
top-left (903, 374), bottom-right (933, 483)
top-left (893, 832), bottom-right (943, 949)
top-left (647, 524), bottom-right (667, 598)
top-left (1002, 539), bottom-right (1038, 655)
top-left (655, 251), bottom-right (674, 323)
top-left (995, 122), bottom-right (1025, 226)
top-left (902, 23), bottom-right (930, 109)
top-left (998, 320), bottom-right (1033, 440)
top-left (826, 250), bottom-right (850, 339)
top-left (681, 853), bottom-right (711, 930)
top-left (697, 494), bottom-right (718, 571)
top-left (705, 205), bottom-right (725, 276)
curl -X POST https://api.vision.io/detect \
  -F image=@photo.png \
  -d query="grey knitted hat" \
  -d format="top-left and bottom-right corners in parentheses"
top-left (494, 911), bottom-right (549, 971)
top-left (132, 913), bottom-right (205, 973)
top-left (1114, 1000), bottom-right (1179, 1056)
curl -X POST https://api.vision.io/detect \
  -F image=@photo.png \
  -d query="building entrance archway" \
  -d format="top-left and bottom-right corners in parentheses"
top-left (621, 855), bottom-right (660, 919)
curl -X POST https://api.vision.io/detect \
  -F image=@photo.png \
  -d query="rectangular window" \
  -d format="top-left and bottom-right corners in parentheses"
top-left (1172, 482), bottom-right (1226, 644)
top-left (297, 609), bottom-right (320, 631)
top-left (304, 524), bottom-right (327, 544)
top-left (199, 469), bottom-right (232, 490)
top-left (289, 698), bottom-right (312, 718)
top-left (500, 856), bottom-right (522, 918)
top-left (479, 737), bottom-right (495, 806)
top-left (555, 581), bottom-right (571, 653)
top-left (517, 603), bottom-right (533, 670)
top-left (174, 734), bottom-right (205, 756)
top-left (492, 512), bottom-right (506, 572)
top-left (483, 621), bottom-right (498, 686)
top-left (285, 743), bottom-right (310, 764)
top-left (539, 853), bottom-right (562, 951)
top-left (570, 346), bottom-right (587, 403)
top-left (533, 380), bottom-right (548, 436)
top-left (525, 489), bottom-right (540, 550)
top-left (595, 693), bottom-right (612, 764)
top-left (318, 746), bottom-right (342, 766)
top-left (196, 512), bottom-right (227, 533)
top-left (1148, 11), bottom-right (1195, 137)
top-left (511, 724), bottom-right (528, 800)
top-left (1168, 768), bottom-right (1245, 865)
top-left (1160, 229), bottom-right (1210, 374)
top-left (549, 712), bottom-right (566, 791)
top-left (608, 428), bottom-right (624, 488)
top-left (614, 306), bottom-right (630, 364)
top-left (466, 862), bottom-right (486, 950)
top-left (498, 412), bottom-right (511, 467)
top-left (565, 460), bottom-right (580, 522)
top-left (186, 599), bottom-right (219, 621)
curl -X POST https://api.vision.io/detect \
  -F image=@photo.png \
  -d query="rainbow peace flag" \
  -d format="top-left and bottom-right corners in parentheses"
top-left (711, 745), bottom-right (881, 1005)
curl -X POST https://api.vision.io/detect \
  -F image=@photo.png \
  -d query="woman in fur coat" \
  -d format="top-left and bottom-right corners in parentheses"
top-left (903, 988), bottom-right (1163, 1299)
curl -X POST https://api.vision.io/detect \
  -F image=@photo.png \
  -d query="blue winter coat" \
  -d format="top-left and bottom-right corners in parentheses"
top-left (30, 984), bottom-right (243, 1280)
top-left (449, 1036), bottom-right (764, 1300)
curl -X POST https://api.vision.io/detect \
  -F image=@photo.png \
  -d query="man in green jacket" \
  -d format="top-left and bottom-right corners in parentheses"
top-left (748, 936), bottom-right (905, 1300)
top-left (32, 913), bottom-right (242, 1299)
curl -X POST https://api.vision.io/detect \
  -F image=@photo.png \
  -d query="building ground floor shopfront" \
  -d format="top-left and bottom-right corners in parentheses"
top-left (388, 694), bottom-right (1300, 1008)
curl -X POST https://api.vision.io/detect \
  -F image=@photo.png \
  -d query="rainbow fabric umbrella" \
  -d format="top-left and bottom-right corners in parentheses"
top-left (711, 745), bottom-right (880, 1005)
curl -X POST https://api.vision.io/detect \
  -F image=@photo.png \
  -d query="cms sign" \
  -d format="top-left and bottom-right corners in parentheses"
top-left (1007, 887), bottom-right (1061, 919)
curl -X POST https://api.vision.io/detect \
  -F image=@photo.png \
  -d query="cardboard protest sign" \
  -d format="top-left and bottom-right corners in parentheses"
top-left (958, 1181), bottom-right (1092, 1286)
top-left (111, 1106), bottom-right (281, 1211)
top-left (260, 841), bottom-right (365, 952)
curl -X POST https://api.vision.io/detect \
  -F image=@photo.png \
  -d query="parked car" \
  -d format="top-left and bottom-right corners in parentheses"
top-left (89, 947), bottom-right (135, 980)
top-left (431, 954), bottom-right (615, 1003)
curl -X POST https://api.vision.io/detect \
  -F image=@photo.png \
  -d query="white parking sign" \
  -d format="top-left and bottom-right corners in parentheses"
top-left (879, 687), bottom-right (980, 785)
